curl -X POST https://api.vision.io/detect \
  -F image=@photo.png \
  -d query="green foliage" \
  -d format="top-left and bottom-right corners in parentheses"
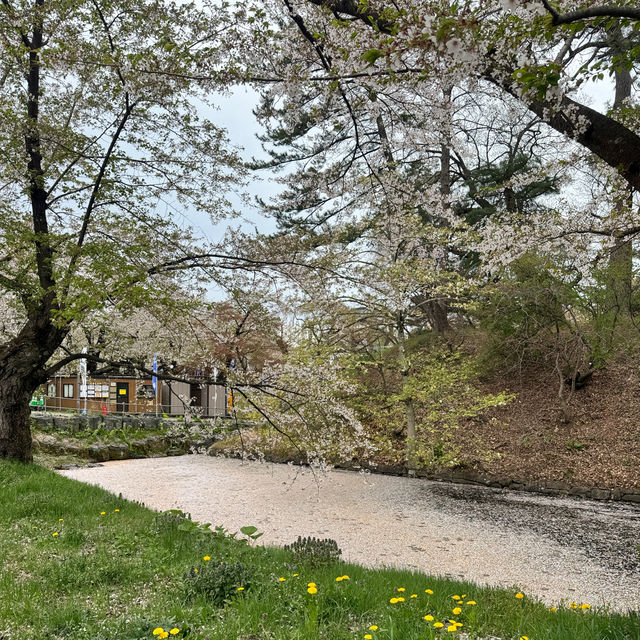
top-left (284, 536), bottom-right (343, 568)
top-left (183, 561), bottom-right (253, 606)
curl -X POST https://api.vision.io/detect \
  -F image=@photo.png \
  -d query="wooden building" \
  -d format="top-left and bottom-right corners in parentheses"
top-left (44, 375), bottom-right (227, 417)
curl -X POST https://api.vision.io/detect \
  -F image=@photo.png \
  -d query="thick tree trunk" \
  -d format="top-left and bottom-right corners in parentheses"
top-left (609, 234), bottom-right (633, 315)
top-left (0, 321), bottom-right (68, 462)
top-left (0, 376), bottom-right (36, 462)
top-left (396, 313), bottom-right (418, 474)
top-left (607, 47), bottom-right (634, 315)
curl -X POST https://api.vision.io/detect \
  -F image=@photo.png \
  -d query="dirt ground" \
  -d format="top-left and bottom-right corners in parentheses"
top-left (462, 358), bottom-right (640, 491)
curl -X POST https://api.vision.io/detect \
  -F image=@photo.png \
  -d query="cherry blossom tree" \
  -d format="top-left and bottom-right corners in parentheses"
top-left (0, 0), bottom-right (267, 462)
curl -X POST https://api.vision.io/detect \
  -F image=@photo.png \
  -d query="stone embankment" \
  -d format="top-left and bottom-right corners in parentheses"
top-left (31, 412), bottom-right (221, 463)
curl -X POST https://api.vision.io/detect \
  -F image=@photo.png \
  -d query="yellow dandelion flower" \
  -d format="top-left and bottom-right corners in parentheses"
top-left (307, 582), bottom-right (316, 587)
top-left (169, 629), bottom-right (179, 636)
top-left (423, 615), bottom-right (434, 621)
top-left (452, 607), bottom-right (462, 615)
top-left (466, 601), bottom-right (476, 606)
top-left (59, 518), bottom-right (63, 522)
top-left (550, 606), bottom-right (558, 612)
top-left (203, 556), bottom-right (211, 561)
top-left (410, 594), bottom-right (418, 598)
top-left (434, 622), bottom-right (444, 628)
top-left (278, 577), bottom-right (286, 582)
top-left (159, 633), bottom-right (169, 640)
top-left (447, 625), bottom-right (457, 632)
top-left (519, 637), bottom-right (529, 640)
top-left (515, 592), bottom-right (524, 599)
top-left (369, 625), bottom-right (378, 630)
top-left (389, 598), bottom-right (398, 604)
top-left (52, 532), bottom-right (58, 537)
top-left (452, 595), bottom-right (461, 600)
top-left (397, 597), bottom-right (405, 602)
top-left (397, 587), bottom-right (405, 592)
top-left (114, 509), bottom-right (120, 512)
top-left (336, 576), bottom-right (343, 582)
top-left (307, 586), bottom-right (318, 594)
top-left (425, 589), bottom-right (434, 594)
top-left (364, 636), bottom-right (372, 640)
top-left (461, 594), bottom-right (467, 598)
top-left (456, 622), bottom-right (463, 627)
top-left (292, 573), bottom-right (299, 577)
top-left (569, 602), bottom-right (577, 609)
top-left (580, 603), bottom-right (591, 610)
top-left (194, 569), bottom-right (198, 573)
top-left (237, 587), bottom-right (245, 591)
top-left (152, 629), bottom-right (164, 636)
top-left (100, 511), bottom-right (106, 515)
top-left (342, 575), bottom-right (350, 580)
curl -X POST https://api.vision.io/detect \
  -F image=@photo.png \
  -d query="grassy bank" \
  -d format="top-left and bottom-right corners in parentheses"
top-left (0, 462), bottom-right (637, 640)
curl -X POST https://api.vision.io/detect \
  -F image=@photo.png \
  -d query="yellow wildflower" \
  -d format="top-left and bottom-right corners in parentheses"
top-left (389, 598), bottom-right (399, 604)
top-left (461, 594), bottom-right (467, 598)
top-left (434, 622), bottom-right (444, 628)
top-left (369, 625), bottom-right (378, 631)
top-left (307, 582), bottom-right (316, 587)
top-left (397, 597), bottom-right (405, 602)
top-left (569, 602), bottom-right (577, 608)
top-left (519, 637), bottom-right (529, 640)
top-left (169, 629), bottom-right (179, 636)
top-left (194, 569), bottom-right (198, 573)
top-left (307, 586), bottom-right (318, 594)
top-left (452, 595), bottom-right (461, 600)
top-left (580, 603), bottom-right (591, 610)
top-left (100, 511), bottom-right (106, 515)
top-left (59, 518), bottom-right (63, 522)
top-left (397, 587), bottom-right (405, 592)
top-left (52, 532), bottom-right (58, 537)
top-left (203, 556), bottom-right (211, 561)
top-left (425, 589), bottom-right (434, 594)
top-left (515, 592), bottom-right (524, 599)
top-left (292, 573), bottom-right (298, 577)
top-left (423, 615), bottom-right (434, 621)
top-left (447, 625), bottom-right (457, 632)
top-left (410, 594), bottom-right (418, 598)
top-left (159, 633), bottom-right (169, 640)
top-left (465, 601), bottom-right (476, 606)
top-left (152, 629), bottom-right (164, 637)
top-left (278, 577), bottom-right (286, 582)
top-left (342, 575), bottom-right (350, 580)
top-left (114, 509), bottom-right (120, 512)
top-left (336, 576), bottom-right (343, 582)
top-left (237, 587), bottom-right (244, 591)
top-left (452, 607), bottom-right (462, 615)
top-left (364, 636), bottom-right (372, 640)
top-left (550, 606), bottom-right (558, 612)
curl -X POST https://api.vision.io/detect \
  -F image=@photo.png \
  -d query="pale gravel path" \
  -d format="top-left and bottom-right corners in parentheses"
top-left (60, 456), bottom-right (640, 612)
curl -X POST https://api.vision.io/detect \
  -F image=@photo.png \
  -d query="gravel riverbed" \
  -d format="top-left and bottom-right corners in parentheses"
top-left (60, 456), bottom-right (640, 612)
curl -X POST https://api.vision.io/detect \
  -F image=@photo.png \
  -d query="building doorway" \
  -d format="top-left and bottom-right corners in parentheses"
top-left (116, 382), bottom-right (129, 412)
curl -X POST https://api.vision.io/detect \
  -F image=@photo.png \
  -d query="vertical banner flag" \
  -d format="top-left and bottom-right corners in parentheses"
top-left (79, 347), bottom-right (87, 394)
top-left (152, 354), bottom-right (158, 394)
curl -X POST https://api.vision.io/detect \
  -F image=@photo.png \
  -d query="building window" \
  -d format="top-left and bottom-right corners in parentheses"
top-left (63, 383), bottom-right (74, 398)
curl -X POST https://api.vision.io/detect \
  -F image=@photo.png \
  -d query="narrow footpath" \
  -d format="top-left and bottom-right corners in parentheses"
top-left (61, 456), bottom-right (640, 612)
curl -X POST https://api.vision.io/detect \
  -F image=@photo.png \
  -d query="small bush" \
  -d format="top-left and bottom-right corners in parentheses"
top-left (284, 536), bottom-right (342, 567)
top-left (183, 561), bottom-right (252, 605)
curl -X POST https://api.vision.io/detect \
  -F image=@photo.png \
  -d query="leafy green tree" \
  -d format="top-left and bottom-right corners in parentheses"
top-left (0, 0), bottom-right (246, 461)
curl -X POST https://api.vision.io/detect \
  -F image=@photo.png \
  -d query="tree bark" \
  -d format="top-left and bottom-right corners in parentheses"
top-left (607, 30), bottom-right (633, 315)
top-left (396, 313), bottom-right (418, 474)
top-left (0, 375), bottom-right (37, 463)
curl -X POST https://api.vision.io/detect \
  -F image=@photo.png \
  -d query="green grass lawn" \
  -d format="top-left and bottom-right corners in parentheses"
top-left (0, 461), bottom-right (637, 640)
